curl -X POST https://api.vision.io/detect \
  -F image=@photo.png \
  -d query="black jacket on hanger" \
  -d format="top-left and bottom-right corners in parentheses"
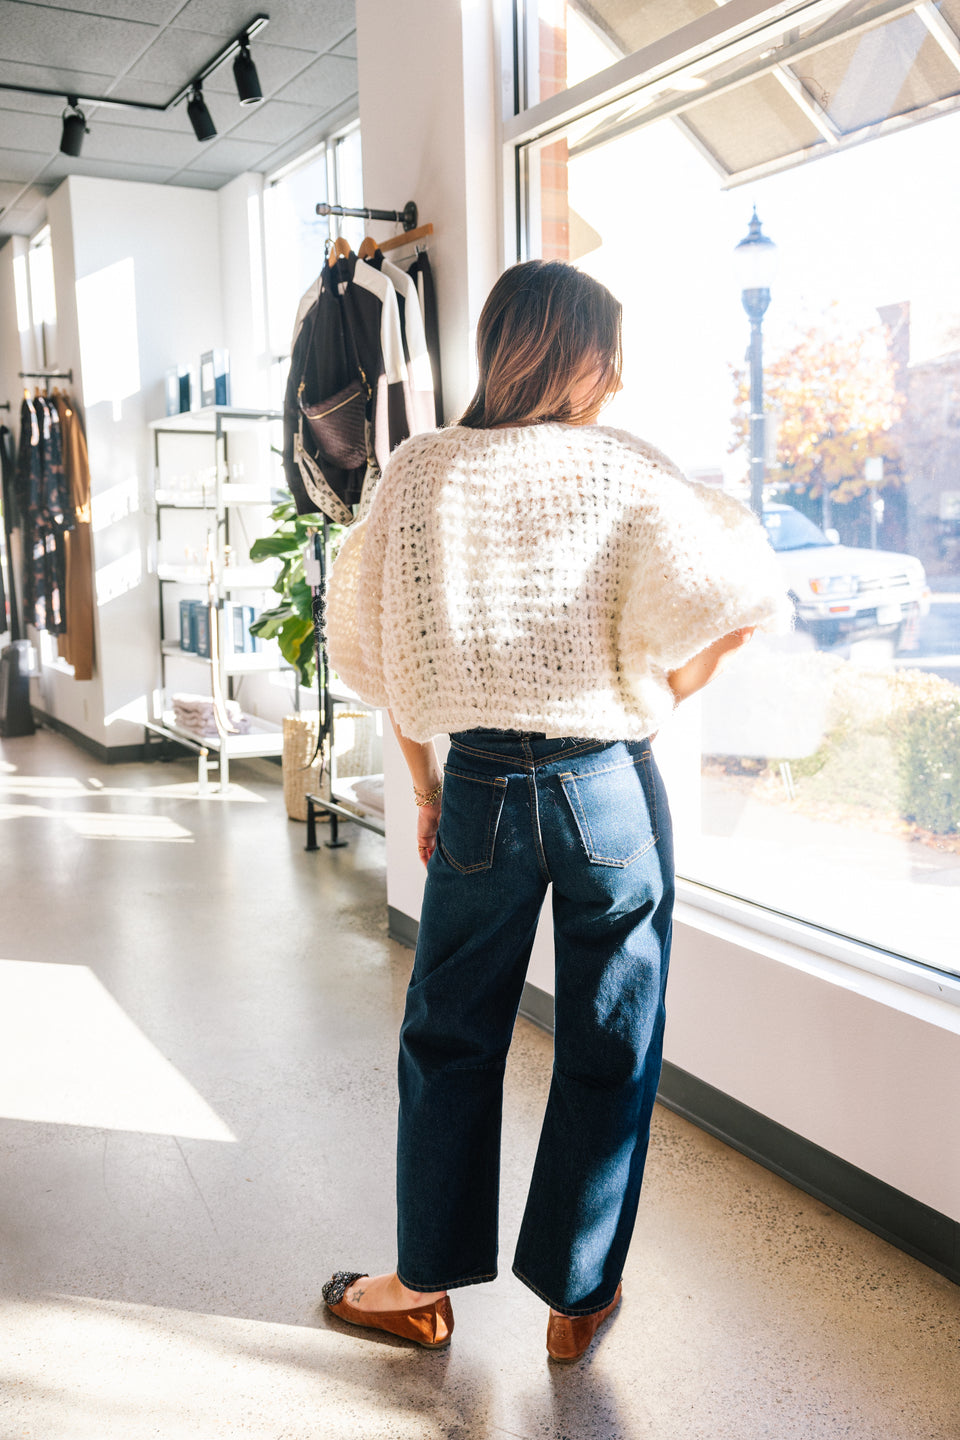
top-left (406, 249), bottom-right (443, 427)
top-left (283, 253), bottom-right (409, 519)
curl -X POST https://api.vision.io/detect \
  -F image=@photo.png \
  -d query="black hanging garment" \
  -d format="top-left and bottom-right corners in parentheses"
top-left (283, 252), bottom-right (410, 521)
top-left (16, 397), bottom-right (74, 634)
top-left (406, 250), bottom-right (444, 427)
top-left (0, 424), bottom-right (14, 636)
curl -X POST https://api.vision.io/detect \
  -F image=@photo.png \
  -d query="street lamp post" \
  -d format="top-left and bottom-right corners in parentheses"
top-left (735, 208), bottom-right (777, 518)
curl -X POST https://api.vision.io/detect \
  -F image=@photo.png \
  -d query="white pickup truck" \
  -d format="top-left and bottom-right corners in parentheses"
top-left (762, 503), bottom-right (930, 651)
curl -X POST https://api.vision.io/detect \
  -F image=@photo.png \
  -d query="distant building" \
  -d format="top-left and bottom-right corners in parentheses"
top-left (879, 301), bottom-right (960, 575)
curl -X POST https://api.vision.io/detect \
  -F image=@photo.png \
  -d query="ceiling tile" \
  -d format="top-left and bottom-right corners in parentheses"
top-left (104, 77), bottom-right (184, 107)
top-left (172, 0), bottom-right (355, 54)
top-left (11, 0), bottom-right (181, 19)
top-left (1, 188), bottom-right (49, 234)
top-left (0, 90), bottom-right (63, 117)
top-left (330, 31), bottom-right (357, 60)
top-left (78, 118), bottom-right (199, 168)
top-left (0, 178), bottom-right (26, 205)
top-left (180, 134), bottom-right (275, 172)
top-left (4, 181), bottom-right (48, 207)
top-left (224, 97), bottom-right (325, 144)
top-left (0, 143), bottom-right (50, 182)
top-left (90, 99), bottom-right (198, 134)
top-left (0, 59), bottom-right (115, 93)
top-left (122, 27), bottom-right (232, 86)
top-left (170, 168), bottom-right (231, 189)
top-left (277, 53), bottom-right (356, 110)
top-left (0, 206), bottom-right (43, 235)
top-left (0, 107), bottom-right (60, 151)
top-left (0, 3), bottom-right (157, 74)
top-left (38, 152), bottom-right (178, 185)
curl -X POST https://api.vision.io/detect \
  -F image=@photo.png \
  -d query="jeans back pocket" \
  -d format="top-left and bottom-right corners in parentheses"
top-left (558, 751), bottom-right (658, 867)
top-left (438, 767), bottom-right (508, 874)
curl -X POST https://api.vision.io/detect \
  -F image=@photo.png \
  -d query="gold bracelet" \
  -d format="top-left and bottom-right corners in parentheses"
top-left (413, 780), bottom-right (443, 807)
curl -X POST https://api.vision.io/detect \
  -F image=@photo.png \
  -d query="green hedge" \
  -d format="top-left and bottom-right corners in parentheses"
top-left (764, 661), bottom-right (960, 835)
top-left (891, 671), bottom-right (960, 834)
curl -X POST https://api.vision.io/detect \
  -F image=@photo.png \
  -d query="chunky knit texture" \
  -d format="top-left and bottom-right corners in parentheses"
top-left (325, 423), bottom-right (792, 743)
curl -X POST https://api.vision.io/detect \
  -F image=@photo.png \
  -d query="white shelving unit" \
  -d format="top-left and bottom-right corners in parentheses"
top-left (147, 405), bottom-right (288, 791)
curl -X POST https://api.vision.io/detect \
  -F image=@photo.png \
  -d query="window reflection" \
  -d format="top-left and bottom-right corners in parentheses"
top-left (521, 14), bottom-right (960, 974)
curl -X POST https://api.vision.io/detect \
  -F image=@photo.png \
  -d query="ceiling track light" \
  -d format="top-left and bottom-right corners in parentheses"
top-left (0, 13), bottom-right (268, 150)
top-left (233, 34), bottom-right (263, 105)
top-left (187, 83), bottom-right (217, 141)
top-left (60, 96), bottom-right (89, 157)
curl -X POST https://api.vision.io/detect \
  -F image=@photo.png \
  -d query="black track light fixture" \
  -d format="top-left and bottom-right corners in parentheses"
top-left (60, 97), bottom-right (88, 157)
top-left (233, 34), bottom-right (263, 104)
top-left (187, 83), bottom-right (217, 141)
top-left (0, 14), bottom-right (268, 147)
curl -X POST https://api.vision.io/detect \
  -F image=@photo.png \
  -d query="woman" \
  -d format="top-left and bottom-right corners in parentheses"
top-left (322, 260), bottom-right (789, 1360)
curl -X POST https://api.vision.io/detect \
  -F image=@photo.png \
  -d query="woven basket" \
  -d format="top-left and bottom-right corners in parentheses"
top-left (333, 709), bottom-right (381, 780)
top-left (282, 714), bottom-right (326, 822)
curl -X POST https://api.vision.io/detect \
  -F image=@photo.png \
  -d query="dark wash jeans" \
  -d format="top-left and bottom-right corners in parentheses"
top-left (396, 728), bottom-right (675, 1316)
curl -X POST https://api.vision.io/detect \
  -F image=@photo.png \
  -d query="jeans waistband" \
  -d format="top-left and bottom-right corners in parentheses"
top-left (462, 727), bottom-right (548, 740)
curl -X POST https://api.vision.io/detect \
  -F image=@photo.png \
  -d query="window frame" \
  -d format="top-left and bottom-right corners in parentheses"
top-left (501, 0), bottom-right (960, 996)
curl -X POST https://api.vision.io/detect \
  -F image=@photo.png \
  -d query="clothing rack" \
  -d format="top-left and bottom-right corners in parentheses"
top-left (19, 369), bottom-right (73, 383)
top-left (0, 402), bottom-right (9, 412)
top-left (316, 199), bottom-right (419, 231)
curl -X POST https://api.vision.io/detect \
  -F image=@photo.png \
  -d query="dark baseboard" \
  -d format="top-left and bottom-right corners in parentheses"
top-left (516, 979), bottom-right (958, 1288)
top-left (34, 709), bottom-right (146, 764)
top-left (388, 905), bottom-right (420, 949)
top-left (656, 1060), bottom-right (959, 1287)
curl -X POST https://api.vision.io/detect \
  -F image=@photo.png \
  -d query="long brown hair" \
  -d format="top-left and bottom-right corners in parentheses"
top-left (459, 260), bottom-right (622, 429)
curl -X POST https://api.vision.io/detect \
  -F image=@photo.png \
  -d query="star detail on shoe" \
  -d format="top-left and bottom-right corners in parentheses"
top-left (322, 1270), bottom-right (368, 1306)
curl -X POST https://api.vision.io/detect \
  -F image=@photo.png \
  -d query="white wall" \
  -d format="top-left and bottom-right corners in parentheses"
top-left (355, 0), bottom-right (502, 421)
top-left (36, 177), bottom-right (224, 750)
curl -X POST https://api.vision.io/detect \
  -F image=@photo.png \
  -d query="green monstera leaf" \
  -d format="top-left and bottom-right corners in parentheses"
top-left (248, 493), bottom-right (341, 687)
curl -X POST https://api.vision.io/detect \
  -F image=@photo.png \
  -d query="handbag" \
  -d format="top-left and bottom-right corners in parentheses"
top-left (297, 268), bottom-right (372, 472)
top-left (299, 376), bottom-right (368, 470)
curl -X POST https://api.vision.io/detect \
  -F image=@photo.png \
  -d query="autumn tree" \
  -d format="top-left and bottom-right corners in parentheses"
top-left (729, 304), bottom-right (903, 506)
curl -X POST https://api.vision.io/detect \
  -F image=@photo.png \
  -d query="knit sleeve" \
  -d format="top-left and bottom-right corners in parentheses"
top-left (620, 469), bottom-right (793, 679)
top-left (324, 491), bottom-right (390, 708)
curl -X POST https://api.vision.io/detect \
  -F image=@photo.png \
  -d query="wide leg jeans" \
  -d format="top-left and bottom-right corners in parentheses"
top-left (396, 730), bottom-right (675, 1316)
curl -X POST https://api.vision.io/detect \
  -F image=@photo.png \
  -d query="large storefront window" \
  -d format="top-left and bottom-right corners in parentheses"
top-left (513, 1), bottom-right (960, 976)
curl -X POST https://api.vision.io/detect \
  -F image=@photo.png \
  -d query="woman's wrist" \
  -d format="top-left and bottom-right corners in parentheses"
top-left (413, 780), bottom-right (443, 807)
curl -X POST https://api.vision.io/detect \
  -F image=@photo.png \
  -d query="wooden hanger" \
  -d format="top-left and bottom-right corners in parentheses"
top-left (380, 222), bottom-right (433, 255)
top-left (357, 236), bottom-right (379, 261)
top-left (330, 235), bottom-right (352, 259)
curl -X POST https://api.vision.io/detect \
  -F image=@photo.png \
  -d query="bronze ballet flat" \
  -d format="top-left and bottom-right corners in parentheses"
top-left (546, 1283), bottom-right (622, 1362)
top-left (321, 1270), bottom-right (454, 1349)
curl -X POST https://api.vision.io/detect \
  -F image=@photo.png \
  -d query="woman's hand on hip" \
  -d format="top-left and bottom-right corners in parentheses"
top-left (417, 800), bottom-right (442, 869)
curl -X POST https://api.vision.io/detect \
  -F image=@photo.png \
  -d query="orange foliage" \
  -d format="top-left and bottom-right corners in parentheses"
top-left (730, 304), bottom-right (902, 504)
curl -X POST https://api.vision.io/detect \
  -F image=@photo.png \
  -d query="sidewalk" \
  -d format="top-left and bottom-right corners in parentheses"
top-left (690, 775), bottom-right (959, 974)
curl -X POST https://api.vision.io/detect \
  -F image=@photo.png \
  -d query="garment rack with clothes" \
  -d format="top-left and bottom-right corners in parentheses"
top-left (288, 206), bottom-right (439, 845)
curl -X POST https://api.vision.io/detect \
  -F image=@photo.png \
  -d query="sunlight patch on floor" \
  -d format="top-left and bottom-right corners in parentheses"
top-left (0, 961), bottom-right (235, 1139)
top-left (0, 1293), bottom-right (447, 1440)
top-left (63, 812), bottom-right (194, 841)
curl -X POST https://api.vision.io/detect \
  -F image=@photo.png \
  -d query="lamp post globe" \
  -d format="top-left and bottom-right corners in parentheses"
top-left (735, 208), bottom-right (777, 517)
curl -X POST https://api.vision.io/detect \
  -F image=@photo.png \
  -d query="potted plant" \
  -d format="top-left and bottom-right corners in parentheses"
top-left (248, 492), bottom-right (343, 820)
top-left (248, 491), bottom-right (342, 685)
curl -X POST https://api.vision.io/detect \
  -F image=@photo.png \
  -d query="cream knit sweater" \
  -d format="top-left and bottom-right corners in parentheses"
top-left (325, 423), bottom-right (792, 743)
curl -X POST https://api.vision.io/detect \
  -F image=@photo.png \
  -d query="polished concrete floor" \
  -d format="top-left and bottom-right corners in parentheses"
top-left (1, 728), bottom-right (958, 1440)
